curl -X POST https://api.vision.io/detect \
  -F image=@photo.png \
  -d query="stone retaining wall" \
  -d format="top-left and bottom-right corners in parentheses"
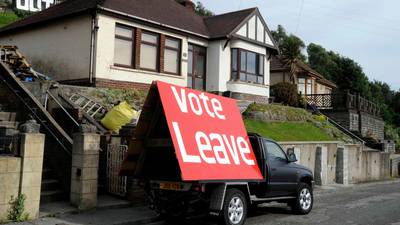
top-left (279, 141), bottom-right (392, 185)
top-left (391, 155), bottom-right (400, 178)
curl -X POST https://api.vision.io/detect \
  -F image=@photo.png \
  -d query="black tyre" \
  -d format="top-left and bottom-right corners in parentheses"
top-left (220, 189), bottom-right (247, 225)
top-left (290, 182), bottom-right (313, 215)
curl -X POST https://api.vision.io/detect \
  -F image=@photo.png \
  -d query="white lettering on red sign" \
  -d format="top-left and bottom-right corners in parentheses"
top-left (171, 86), bottom-right (226, 120)
top-left (172, 122), bottom-right (255, 166)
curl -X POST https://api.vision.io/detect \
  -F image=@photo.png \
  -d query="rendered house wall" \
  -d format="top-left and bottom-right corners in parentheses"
top-left (95, 13), bottom-right (200, 88)
top-left (0, 15), bottom-right (92, 81)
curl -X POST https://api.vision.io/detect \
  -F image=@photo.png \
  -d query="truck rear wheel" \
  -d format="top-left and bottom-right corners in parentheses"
top-left (220, 188), bottom-right (247, 225)
top-left (290, 182), bottom-right (313, 215)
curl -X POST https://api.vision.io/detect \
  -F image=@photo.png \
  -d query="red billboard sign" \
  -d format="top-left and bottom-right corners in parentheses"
top-left (157, 81), bottom-right (263, 181)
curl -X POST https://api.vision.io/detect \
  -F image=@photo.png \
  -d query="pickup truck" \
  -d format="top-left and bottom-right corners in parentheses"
top-left (143, 133), bottom-right (314, 225)
top-left (119, 82), bottom-right (314, 225)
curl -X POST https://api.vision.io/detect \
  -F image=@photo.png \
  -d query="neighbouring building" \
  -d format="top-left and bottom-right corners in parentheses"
top-left (270, 56), bottom-right (385, 142)
top-left (270, 56), bottom-right (336, 95)
top-left (0, 0), bottom-right (279, 103)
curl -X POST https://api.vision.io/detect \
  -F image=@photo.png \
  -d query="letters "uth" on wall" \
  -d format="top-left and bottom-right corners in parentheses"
top-left (14, 0), bottom-right (58, 12)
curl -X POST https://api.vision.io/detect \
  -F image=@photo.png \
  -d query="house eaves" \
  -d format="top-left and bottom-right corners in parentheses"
top-left (98, 6), bottom-right (209, 39)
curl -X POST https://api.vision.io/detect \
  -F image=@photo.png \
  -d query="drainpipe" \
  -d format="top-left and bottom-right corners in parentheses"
top-left (89, 10), bottom-right (99, 86)
top-left (223, 36), bottom-right (231, 50)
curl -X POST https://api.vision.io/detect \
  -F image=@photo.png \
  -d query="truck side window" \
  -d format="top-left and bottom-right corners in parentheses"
top-left (264, 141), bottom-right (287, 161)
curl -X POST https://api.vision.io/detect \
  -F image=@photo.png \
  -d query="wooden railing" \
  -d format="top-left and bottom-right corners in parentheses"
top-left (305, 94), bottom-right (332, 109)
top-left (305, 92), bottom-right (381, 117)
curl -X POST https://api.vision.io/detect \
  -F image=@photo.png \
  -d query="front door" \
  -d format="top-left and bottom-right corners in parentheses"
top-left (187, 44), bottom-right (206, 90)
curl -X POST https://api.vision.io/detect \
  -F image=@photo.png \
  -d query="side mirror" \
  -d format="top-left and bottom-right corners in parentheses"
top-left (288, 153), bottom-right (297, 163)
top-left (287, 148), bottom-right (297, 163)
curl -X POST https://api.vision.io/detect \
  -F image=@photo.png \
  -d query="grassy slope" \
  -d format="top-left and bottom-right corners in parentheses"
top-left (0, 12), bottom-right (18, 28)
top-left (244, 119), bottom-right (334, 142)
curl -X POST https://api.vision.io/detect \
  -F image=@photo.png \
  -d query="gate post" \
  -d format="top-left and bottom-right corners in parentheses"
top-left (19, 120), bottom-right (45, 219)
top-left (70, 125), bottom-right (100, 210)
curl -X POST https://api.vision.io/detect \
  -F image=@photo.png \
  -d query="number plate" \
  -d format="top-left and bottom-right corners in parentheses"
top-left (159, 182), bottom-right (182, 191)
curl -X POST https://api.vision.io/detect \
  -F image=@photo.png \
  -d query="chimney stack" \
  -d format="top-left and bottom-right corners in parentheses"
top-left (177, 0), bottom-right (195, 12)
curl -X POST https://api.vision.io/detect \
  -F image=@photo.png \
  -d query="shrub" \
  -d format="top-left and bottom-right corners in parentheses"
top-left (271, 82), bottom-right (299, 107)
top-left (385, 125), bottom-right (400, 150)
top-left (7, 194), bottom-right (29, 222)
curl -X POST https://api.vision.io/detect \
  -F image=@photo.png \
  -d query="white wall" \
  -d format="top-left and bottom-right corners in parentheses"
top-left (206, 40), bottom-right (223, 91)
top-left (0, 15), bottom-right (92, 81)
top-left (96, 14), bottom-right (210, 86)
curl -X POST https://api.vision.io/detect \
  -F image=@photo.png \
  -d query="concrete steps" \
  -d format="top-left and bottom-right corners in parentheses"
top-left (40, 158), bottom-right (67, 204)
top-left (0, 112), bottom-right (17, 122)
top-left (41, 179), bottom-right (60, 192)
top-left (0, 121), bottom-right (18, 129)
top-left (40, 190), bottom-right (67, 204)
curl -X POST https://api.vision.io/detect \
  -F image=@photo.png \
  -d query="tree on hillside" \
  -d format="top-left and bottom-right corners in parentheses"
top-left (272, 25), bottom-right (307, 62)
top-left (194, 1), bottom-right (214, 17)
top-left (307, 43), bottom-right (336, 80)
top-left (307, 43), bottom-right (371, 97)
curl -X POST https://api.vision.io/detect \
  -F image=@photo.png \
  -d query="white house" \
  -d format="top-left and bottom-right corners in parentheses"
top-left (0, 0), bottom-right (278, 102)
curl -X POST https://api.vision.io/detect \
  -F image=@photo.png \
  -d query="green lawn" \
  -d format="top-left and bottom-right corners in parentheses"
top-left (244, 119), bottom-right (334, 142)
top-left (0, 12), bottom-right (18, 28)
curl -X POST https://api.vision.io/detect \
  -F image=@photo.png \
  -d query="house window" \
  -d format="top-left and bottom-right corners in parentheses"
top-left (114, 25), bottom-right (135, 67)
top-left (164, 37), bottom-right (181, 75)
top-left (298, 78), bottom-right (306, 95)
top-left (140, 31), bottom-right (159, 71)
top-left (114, 25), bottom-right (182, 76)
top-left (306, 79), bottom-right (315, 95)
top-left (231, 48), bottom-right (265, 85)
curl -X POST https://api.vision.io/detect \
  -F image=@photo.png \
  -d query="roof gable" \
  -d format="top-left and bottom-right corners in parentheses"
top-left (230, 9), bottom-right (277, 49)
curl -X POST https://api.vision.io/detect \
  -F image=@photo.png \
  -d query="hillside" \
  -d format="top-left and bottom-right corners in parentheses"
top-left (243, 103), bottom-right (356, 143)
top-left (0, 12), bottom-right (18, 28)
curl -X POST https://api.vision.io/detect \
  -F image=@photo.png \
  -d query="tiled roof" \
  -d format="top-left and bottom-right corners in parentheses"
top-left (270, 55), bottom-right (289, 71)
top-left (101, 0), bottom-right (209, 36)
top-left (0, 0), bottom-right (258, 40)
top-left (271, 56), bottom-right (337, 88)
top-left (204, 8), bottom-right (256, 39)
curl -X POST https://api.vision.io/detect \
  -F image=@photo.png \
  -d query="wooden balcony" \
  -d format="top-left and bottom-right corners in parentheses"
top-left (305, 92), bottom-right (381, 117)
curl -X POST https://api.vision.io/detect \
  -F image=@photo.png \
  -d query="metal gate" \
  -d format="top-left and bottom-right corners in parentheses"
top-left (107, 144), bottom-right (128, 196)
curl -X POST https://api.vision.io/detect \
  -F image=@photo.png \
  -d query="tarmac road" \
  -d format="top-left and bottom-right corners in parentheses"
top-left (153, 180), bottom-right (400, 225)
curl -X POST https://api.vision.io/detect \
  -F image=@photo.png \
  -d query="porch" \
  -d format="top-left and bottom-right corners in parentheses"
top-left (305, 92), bottom-right (381, 117)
